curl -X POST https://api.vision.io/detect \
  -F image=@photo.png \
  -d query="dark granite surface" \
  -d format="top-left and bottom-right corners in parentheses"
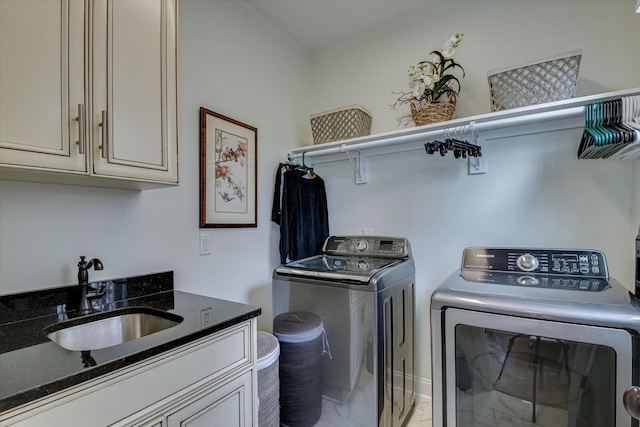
top-left (0, 272), bottom-right (261, 413)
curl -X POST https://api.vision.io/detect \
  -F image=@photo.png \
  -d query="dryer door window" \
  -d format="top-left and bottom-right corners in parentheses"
top-left (443, 309), bottom-right (633, 427)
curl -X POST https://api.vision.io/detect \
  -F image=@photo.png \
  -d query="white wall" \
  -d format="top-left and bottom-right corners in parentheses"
top-left (308, 0), bottom-right (638, 135)
top-left (0, 0), bottom-right (310, 332)
top-left (634, 3), bottom-right (640, 87)
top-left (305, 0), bottom-right (640, 395)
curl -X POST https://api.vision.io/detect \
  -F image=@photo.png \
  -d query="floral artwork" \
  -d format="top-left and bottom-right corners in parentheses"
top-left (214, 129), bottom-right (247, 213)
top-left (200, 108), bottom-right (257, 228)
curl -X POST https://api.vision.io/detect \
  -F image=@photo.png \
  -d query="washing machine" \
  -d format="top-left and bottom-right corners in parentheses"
top-left (273, 235), bottom-right (416, 427)
top-left (431, 247), bottom-right (640, 427)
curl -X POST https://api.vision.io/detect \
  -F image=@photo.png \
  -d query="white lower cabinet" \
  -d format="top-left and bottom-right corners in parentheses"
top-left (165, 371), bottom-right (252, 427)
top-left (120, 371), bottom-right (253, 427)
top-left (0, 320), bottom-right (258, 427)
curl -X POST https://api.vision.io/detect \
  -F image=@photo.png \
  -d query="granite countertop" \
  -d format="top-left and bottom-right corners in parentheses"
top-left (0, 272), bottom-right (261, 413)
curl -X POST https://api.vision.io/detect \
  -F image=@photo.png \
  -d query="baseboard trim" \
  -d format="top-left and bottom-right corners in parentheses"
top-left (415, 376), bottom-right (432, 399)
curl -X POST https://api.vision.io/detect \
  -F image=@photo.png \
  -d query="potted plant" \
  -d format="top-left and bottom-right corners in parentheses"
top-left (394, 33), bottom-right (465, 126)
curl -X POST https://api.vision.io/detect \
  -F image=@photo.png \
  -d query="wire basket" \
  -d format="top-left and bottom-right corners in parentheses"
top-left (487, 49), bottom-right (582, 111)
top-left (310, 105), bottom-right (372, 144)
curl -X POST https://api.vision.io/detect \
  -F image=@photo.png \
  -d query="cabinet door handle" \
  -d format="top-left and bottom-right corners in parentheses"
top-left (73, 104), bottom-right (86, 154)
top-left (98, 110), bottom-right (107, 158)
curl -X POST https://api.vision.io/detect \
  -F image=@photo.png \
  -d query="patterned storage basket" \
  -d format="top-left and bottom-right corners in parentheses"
top-left (487, 49), bottom-right (582, 111)
top-left (310, 105), bottom-right (372, 144)
top-left (257, 331), bottom-right (280, 427)
top-left (274, 312), bottom-right (327, 427)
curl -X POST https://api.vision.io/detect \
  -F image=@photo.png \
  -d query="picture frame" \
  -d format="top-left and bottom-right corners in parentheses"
top-left (199, 108), bottom-right (257, 228)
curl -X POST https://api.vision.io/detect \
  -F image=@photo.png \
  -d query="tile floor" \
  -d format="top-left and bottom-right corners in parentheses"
top-left (310, 392), bottom-right (564, 426)
top-left (408, 390), bottom-right (570, 427)
top-left (303, 386), bottom-right (573, 427)
top-left (312, 394), bottom-right (432, 427)
top-left (406, 396), bottom-right (433, 427)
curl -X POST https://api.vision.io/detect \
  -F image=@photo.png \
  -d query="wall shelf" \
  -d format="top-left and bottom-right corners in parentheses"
top-left (288, 87), bottom-right (640, 183)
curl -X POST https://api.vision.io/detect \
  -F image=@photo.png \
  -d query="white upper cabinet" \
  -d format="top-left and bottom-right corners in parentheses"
top-left (91, 0), bottom-right (178, 183)
top-left (0, 0), bottom-right (178, 189)
top-left (0, 0), bottom-right (87, 173)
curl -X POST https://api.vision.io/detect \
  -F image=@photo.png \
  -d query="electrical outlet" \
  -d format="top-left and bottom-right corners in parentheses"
top-left (201, 307), bottom-right (213, 328)
top-left (363, 228), bottom-right (373, 236)
top-left (199, 233), bottom-right (211, 255)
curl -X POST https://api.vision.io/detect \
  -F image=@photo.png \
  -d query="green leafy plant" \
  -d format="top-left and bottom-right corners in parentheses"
top-left (393, 33), bottom-right (465, 123)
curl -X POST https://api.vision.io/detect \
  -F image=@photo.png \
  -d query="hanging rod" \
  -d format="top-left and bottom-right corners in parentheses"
top-left (290, 106), bottom-right (583, 160)
top-left (288, 87), bottom-right (640, 161)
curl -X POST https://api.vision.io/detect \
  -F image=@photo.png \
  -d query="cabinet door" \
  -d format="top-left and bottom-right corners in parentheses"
top-left (92, 0), bottom-right (178, 183)
top-left (132, 418), bottom-right (163, 427)
top-left (0, 0), bottom-right (87, 173)
top-left (166, 371), bottom-right (253, 427)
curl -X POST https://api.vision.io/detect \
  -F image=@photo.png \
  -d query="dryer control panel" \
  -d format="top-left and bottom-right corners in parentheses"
top-left (322, 236), bottom-right (409, 258)
top-left (461, 247), bottom-right (609, 278)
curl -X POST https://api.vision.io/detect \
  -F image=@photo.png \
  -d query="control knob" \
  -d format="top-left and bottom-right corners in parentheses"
top-left (356, 240), bottom-right (368, 252)
top-left (517, 254), bottom-right (539, 272)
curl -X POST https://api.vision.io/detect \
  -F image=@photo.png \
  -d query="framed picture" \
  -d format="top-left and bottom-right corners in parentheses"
top-left (199, 108), bottom-right (257, 228)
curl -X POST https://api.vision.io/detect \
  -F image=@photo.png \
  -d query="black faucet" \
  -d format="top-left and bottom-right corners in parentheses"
top-left (77, 256), bottom-right (105, 315)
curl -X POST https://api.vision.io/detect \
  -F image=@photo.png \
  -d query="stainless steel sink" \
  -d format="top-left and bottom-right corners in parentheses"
top-left (44, 307), bottom-right (184, 351)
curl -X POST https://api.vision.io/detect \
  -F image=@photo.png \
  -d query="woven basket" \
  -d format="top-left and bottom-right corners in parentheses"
top-left (310, 105), bottom-right (372, 144)
top-left (410, 99), bottom-right (457, 126)
top-left (488, 49), bottom-right (582, 111)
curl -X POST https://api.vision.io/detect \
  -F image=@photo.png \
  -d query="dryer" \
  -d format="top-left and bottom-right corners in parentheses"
top-left (431, 247), bottom-right (640, 427)
top-left (273, 235), bottom-right (415, 427)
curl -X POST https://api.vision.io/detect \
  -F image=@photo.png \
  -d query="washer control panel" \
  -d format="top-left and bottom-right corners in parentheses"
top-left (462, 247), bottom-right (608, 278)
top-left (323, 236), bottom-right (409, 258)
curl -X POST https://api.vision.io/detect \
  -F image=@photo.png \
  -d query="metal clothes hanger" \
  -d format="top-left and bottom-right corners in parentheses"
top-left (424, 138), bottom-right (482, 159)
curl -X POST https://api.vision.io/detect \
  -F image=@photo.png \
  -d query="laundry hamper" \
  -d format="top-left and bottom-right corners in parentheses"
top-left (257, 331), bottom-right (280, 427)
top-left (273, 311), bottom-right (329, 427)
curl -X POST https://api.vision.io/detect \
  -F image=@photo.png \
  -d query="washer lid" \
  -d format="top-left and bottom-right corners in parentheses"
top-left (275, 254), bottom-right (401, 284)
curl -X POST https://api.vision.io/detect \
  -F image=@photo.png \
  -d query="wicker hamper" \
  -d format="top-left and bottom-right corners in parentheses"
top-left (274, 311), bottom-right (326, 427)
top-left (487, 49), bottom-right (582, 111)
top-left (310, 105), bottom-right (372, 144)
top-left (257, 331), bottom-right (280, 427)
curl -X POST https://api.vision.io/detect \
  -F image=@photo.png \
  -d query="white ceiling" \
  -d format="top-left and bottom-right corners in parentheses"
top-left (245, 0), bottom-right (436, 50)
top-left (246, 0), bottom-right (633, 50)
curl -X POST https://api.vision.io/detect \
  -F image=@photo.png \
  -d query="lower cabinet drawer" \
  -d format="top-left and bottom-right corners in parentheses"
top-left (165, 370), bottom-right (253, 427)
